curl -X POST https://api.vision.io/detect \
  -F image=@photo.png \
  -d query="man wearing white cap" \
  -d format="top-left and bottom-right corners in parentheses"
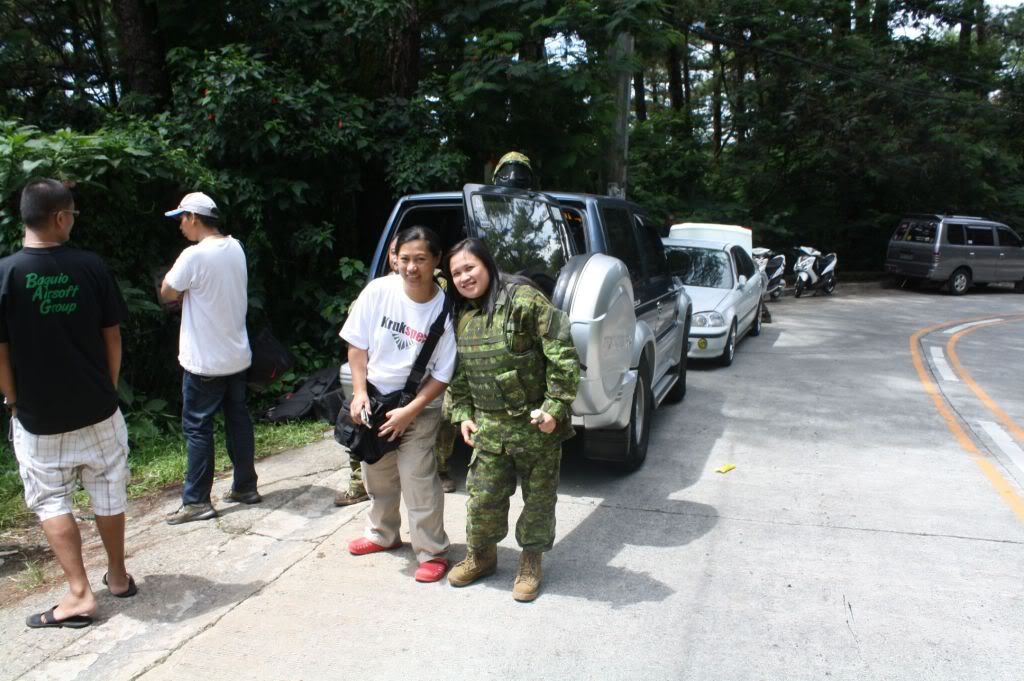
top-left (160, 192), bottom-right (260, 525)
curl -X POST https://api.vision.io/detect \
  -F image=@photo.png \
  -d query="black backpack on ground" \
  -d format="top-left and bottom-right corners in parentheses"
top-left (264, 366), bottom-right (343, 423)
top-left (248, 328), bottom-right (295, 389)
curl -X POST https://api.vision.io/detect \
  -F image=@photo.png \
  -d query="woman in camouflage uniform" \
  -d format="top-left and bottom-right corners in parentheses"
top-left (444, 238), bottom-right (579, 602)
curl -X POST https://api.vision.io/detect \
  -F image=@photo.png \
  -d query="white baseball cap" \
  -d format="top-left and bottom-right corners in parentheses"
top-left (165, 192), bottom-right (219, 218)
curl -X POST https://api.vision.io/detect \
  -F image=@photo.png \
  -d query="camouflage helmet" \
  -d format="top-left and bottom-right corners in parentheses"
top-left (492, 151), bottom-right (534, 189)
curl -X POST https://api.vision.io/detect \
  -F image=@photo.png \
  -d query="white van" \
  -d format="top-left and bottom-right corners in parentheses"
top-left (669, 222), bottom-right (753, 255)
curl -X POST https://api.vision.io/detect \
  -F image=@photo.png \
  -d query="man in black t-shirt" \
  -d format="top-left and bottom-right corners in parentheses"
top-left (0, 178), bottom-right (136, 629)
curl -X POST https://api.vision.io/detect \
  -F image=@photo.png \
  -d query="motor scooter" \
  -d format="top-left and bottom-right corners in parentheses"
top-left (752, 247), bottom-right (786, 301)
top-left (793, 246), bottom-right (837, 297)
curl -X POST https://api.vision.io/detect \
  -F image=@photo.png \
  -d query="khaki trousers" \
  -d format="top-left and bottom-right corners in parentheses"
top-left (361, 407), bottom-right (449, 563)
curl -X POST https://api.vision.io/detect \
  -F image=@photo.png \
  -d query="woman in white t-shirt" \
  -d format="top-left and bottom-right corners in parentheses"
top-left (340, 226), bottom-right (455, 583)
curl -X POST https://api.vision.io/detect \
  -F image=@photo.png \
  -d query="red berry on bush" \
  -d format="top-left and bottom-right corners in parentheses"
top-left (271, 97), bottom-right (279, 104)
top-left (208, 113), bottom-right (216, 121)
top-left (202, 88), bottom-right (209, 96)
top-left (337, 118), bottom-right (344, 129)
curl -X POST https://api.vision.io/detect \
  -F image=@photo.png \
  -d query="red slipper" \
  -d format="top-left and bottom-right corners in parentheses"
top-left (348, 537), bottom-right (402, 556)
top-left (415, 558), bottom-right (449, 583)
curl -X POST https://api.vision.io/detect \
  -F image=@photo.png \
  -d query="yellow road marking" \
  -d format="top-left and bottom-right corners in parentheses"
top-left (945, 317), bottom-right (1024, 445)
top-left (909, 318), bottom-right (1024, 523)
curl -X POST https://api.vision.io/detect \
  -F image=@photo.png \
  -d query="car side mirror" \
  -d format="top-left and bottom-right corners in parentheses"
top-left (737, 274), bottom-right (748, 287)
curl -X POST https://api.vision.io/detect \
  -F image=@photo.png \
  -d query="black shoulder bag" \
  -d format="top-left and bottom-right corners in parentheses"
top-left (334, 294), bottom-right (452, 464)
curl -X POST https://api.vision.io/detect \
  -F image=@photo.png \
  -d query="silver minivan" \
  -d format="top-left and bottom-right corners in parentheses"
top-left (884, 214), bottom-right (1024, 294)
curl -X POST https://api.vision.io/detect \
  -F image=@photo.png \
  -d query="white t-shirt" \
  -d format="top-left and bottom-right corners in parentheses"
top-left (340, 275), bottom-right (456, 394)
top-left (166, 236), bottom-right (251, 376)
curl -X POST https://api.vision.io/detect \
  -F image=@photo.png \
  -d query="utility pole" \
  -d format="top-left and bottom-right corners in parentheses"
top-left (607, 32), bottom-right (634, 198)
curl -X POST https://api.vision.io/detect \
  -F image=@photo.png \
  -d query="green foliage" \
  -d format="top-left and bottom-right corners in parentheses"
top-left (378, 97), bottom-right (470, 194)
top-left (625, 1), bottom-right (1024, 259)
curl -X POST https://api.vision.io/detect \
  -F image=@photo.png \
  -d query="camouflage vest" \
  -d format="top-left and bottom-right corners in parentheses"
top-left (456, 286), bottom-right (547, 416)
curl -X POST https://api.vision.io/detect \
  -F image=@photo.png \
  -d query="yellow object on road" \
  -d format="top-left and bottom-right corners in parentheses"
top-left (715, 464), bottom-right (736, 474)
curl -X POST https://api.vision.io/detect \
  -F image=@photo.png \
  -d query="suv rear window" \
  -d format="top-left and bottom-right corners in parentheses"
top-left (468, 193), bottom-right (568, 284)
top-left (601, 206), bottom-right (643, 279)
top-left (893, 220), bottom-right (937, 244)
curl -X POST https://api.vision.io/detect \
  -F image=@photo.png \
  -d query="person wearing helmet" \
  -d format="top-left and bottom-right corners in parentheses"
top-left (492, 152), bottom-right (535, 190)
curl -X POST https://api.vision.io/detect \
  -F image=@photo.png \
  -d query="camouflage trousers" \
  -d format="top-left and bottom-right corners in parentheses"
top-left (348, 453), bottom-right (364, 493)
top-left (433, 390), bottom-right (456, 475)
top-left (433, 421), bottom-right (457, 474)
top-left (466, 442), bottom-right (561, 553)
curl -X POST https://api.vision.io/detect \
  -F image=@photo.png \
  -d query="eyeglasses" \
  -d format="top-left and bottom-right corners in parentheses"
top-left (54, 209), bottom-right (80, 217)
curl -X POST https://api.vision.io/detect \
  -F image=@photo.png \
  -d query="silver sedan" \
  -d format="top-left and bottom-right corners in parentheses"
top-left (662, 237), bottom-right (765, 366)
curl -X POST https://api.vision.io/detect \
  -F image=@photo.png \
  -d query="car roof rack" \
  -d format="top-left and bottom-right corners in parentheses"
top-left (902, 213), bottom-right (990, 222)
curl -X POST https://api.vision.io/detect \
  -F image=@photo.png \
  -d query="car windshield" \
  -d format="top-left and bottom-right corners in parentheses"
top-left (665, 246), bottom-right (734, 288)
top-left (468, 193), bottom-right (567, 286)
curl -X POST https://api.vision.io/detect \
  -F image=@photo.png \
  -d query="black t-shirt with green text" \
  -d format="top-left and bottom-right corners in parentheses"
top-left (0, 246), bottom-right (128, 435)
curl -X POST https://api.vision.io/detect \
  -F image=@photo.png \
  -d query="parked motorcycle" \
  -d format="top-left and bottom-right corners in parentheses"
top-left (793, 245), bottom-right (837, 297)
top-left (752, 247), bottom-right (786, 301)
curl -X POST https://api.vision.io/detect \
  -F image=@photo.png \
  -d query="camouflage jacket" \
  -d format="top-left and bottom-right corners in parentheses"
top-left (449, 283), bottom-right (580, 452)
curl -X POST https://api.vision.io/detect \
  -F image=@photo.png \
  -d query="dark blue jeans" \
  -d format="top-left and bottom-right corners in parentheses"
top-left (181, 370), bottom-right (257, 505)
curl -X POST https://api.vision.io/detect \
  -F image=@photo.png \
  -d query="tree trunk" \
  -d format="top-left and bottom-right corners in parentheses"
top-left (518, 37), bottom-right (546, 62)
top-left (84, 0), bottom-right (119, 107)
top-left (667, 43), bottom-right (683, 110)
top-left (752, 50), bottom-right (764, 111)
top-left (833, 1), bottom-right (851, 36)
top-left (682, 27), bottom-right (692, 107)
top-left (682, 25), bottom-right (692, 134)
top-left (633, 71), bottom-right (647, 121)
top-left (389, 0), bottom-right (421, 98)
top-left (67, 3), bottom-right (87, 101)
top-left (854, 0), bottom-right (871, 34)
top-left (734, 35), bottom-right (747, 145)
top-left (976, 1), bottom-right (987, 47)
top-left (607, 32), bottom-right (634, 197)
top-left (712, 40), bottom-right (723, 158)
top-left (110, 0), bottom-right (170, 108)
top-left (871, 0), bottom-right (889, 41)
top-left (954, 14), bottom-right (970, 54)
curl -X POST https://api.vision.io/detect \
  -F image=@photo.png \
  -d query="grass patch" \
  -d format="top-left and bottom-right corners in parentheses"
top-left (11, 559), bottom-right (47, 590)
top-left (0, 419), bottom-right (326, 531)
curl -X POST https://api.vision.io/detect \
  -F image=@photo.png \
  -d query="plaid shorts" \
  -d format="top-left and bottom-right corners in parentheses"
top-left (12, 409), bottom-right (130, 521)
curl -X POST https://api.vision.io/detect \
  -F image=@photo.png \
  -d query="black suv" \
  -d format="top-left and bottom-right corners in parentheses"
top-left (341, 184), bottom-right (692, 470)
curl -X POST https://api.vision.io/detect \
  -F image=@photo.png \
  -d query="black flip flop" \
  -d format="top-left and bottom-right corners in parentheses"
top-left (102, 573), bottom-right (138, 598)
top-left (26, 605), bottom-right (93, 629)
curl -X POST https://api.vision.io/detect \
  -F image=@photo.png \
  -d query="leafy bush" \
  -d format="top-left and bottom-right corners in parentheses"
top-left (0, 116), bottom-right (373, 438)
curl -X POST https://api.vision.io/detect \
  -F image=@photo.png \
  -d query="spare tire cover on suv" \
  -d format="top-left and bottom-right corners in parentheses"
top-left (553, 253), bottom-right (635, 415)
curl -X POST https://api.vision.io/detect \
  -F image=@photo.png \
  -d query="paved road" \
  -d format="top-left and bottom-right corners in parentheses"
top-left (2, 283), bottom-right (1023, 680)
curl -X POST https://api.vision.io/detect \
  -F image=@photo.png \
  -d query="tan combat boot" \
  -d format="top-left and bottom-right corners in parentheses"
top-left (512, 550), bottom-right (543, 602)
top-left (447, 545), bottom-right (497, 587)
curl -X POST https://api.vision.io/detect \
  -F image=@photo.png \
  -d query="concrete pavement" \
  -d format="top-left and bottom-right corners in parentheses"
top-left (2, 283), bottom-right (1024, 680)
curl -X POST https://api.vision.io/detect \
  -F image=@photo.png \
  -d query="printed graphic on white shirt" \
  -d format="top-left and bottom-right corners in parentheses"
top-left (382, 315), bottom-right (429, 351)
top-left (340, 275), bottom-right (456, 395)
